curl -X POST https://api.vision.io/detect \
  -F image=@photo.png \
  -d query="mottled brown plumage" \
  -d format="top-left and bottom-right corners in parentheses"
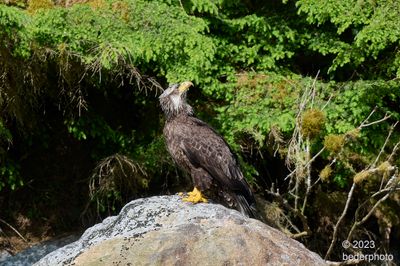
top-left (159, 82), bottom-right (257, 217)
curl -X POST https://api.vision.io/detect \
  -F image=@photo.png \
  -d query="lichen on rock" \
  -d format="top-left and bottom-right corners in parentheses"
top-left (34, 195), bottom-right (327, 266)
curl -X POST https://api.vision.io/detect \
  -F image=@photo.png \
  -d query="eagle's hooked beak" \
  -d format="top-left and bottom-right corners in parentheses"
top-left (178, 81), bottom-right (193, 94)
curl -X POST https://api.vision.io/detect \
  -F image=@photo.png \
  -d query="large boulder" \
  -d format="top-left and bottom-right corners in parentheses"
top-left (0, 234), bottom-right (79, 266)
top-left (35, 195), bottom-right (326, 265)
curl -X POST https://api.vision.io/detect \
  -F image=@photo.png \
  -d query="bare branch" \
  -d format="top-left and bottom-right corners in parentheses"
top-left (347, 185), bottom-right (398, 241)
top-left (325, 183), bottom-right (356, 259)
top-left (372, 121), bottom-right (398, 169)
top-left (359, 107), bottom-right (377, 127)
top-left (266, 190), bottom-right (312, 237)
top-left (388, 141), bottom-right (400, 162)
top-left (347, 173), bottom-right (400, 241)
top-left (0, 218), bottom-right (28, 243)
top-left (290, 231), bottom-right (309, 239)
top-left (321, 93), bottom-right (334, 111)
top-left (359, 110), bottom-right (391, 129)
top-left (310, 70), bottom-right (320, 108)
top-left (285, 146), bottom-right (325, 181)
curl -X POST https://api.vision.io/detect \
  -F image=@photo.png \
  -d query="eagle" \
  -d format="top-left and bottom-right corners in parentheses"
top-left (159, 81), bottom-right (257, 217)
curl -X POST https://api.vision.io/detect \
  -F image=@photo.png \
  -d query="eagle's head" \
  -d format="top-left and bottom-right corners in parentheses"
top-left (159, 81), bottom-right (194, 120)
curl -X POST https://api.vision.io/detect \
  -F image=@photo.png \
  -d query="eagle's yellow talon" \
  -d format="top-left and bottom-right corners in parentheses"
top-left (182, 187), bottom-right (208, 203)
top-left (178, 192), bottom-right (184, 196)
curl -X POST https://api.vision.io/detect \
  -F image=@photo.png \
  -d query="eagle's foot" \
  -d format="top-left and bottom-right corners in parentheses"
top-left (182, 187), bottom-right (208, 203)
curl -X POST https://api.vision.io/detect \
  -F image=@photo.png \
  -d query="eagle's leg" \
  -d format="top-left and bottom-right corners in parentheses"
top-left (182, 187), bottom-right (208, 203)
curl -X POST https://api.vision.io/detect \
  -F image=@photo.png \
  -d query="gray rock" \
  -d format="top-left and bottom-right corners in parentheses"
top-left (35, 195), bottom-right (327, 266)
top-left (0, 234), bottom-right (79, 266)
top-left (0, 250), bottom-right (12, 262)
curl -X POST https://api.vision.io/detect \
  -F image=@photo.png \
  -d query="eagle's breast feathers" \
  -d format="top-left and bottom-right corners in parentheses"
top-left (160, 82), bottom-right (257, 217)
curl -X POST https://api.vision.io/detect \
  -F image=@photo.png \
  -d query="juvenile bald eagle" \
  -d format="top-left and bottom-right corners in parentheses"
top-left (159, 81), bottom-right (257, 217)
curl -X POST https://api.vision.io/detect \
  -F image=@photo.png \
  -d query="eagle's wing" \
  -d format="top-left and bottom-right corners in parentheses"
top-left (178, 117), bottom-right (254, 203)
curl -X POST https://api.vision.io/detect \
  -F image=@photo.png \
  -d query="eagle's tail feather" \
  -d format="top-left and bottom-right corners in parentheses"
top-left (236, 194), bottom-right (258, 218)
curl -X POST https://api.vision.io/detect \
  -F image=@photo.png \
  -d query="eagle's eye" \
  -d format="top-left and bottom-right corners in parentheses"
top-left (159, 84), bottom-right (179, 99)
top-left (159, 82), bottom-right (193, 119)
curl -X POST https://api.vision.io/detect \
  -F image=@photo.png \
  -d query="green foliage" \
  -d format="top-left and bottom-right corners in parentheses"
top-left (0, 120), bottom-right (12, 144)
top-left (65, 115), bottom-right (134, 155)
top-left (31, 0), bottom-right (215, 83)
top-left (0, 0), bottom-right (398, 184)
top-left (0, 160), bottom-right (22, 191)
top-left (217, 73), bottom-right (300, 147)
top-left (0, 5), bottom-right (31, 57)
top-left (218, 72), bottom-right (399, 148)
top-left (217, 71), bottom-right (399, 190)
top-left (297, 0), bottom-right (400, 77)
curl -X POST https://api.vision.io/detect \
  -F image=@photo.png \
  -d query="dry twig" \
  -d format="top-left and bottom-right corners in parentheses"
top-left (0, 218), bottom-right (28, 243)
